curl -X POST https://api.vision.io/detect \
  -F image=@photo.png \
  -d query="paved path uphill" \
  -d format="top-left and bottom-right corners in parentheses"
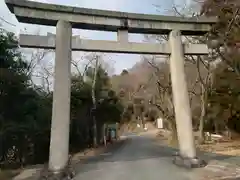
top-left (74, 134), bottom-right (192, 180)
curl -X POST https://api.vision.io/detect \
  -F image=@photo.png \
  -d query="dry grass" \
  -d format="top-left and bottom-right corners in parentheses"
top-left (198, 140), bottom-right (240, 156)
top-left (156, 129), bottom-right (240, 156)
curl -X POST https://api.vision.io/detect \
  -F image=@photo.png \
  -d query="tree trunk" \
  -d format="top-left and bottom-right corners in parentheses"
top-left (169, 119), bottom-right (178, 146)
top-left (91, 56), bottom-right (99, 148)
top-left (198, 85), bottom-right (206, 144)
top-left (102, 124), bottom-right (107, 146)
top-left (214, 120), bottom-right (219, 134)
top-left (225, 125), bottom-right (232, 140)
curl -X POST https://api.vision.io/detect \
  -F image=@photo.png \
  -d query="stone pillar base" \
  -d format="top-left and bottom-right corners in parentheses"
top-left (173, 152), bottom-right (207, 169)
top-left (38, 166), bottom-right (75, 180)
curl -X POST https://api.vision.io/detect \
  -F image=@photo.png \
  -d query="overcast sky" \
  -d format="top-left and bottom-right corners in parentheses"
top-left (0, 0), bottom-right (192, 74)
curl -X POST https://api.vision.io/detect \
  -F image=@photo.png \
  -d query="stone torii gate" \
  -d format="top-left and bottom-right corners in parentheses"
top-left (5, 0), bottom-right (216, 175)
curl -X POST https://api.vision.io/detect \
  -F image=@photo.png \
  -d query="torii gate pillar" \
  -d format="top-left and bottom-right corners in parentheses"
top-left (49, 20), bottom-right (72, 173)
top-left (169, 30), bottom-right (205, 168)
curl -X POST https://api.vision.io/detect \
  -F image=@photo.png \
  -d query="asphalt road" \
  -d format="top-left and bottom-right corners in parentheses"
top-left (74, 133), bottom-right (194, 180)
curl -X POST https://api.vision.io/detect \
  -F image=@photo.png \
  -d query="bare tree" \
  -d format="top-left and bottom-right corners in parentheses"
top-left (21, 47), bottom-right (53, 93)
top-left (91, 54), bottom-right (99, 147)
top-left (201, 0), bottom-right (240, 77)
top-left (185, 55), bottom-right (214, 143)
top-left (146, 56), bottom-right (178, 144)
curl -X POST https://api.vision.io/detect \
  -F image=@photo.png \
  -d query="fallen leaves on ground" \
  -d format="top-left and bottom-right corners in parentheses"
top-left (156, 130), bottom-right (240, 156)
top-left (198, 140), bottom-right (240, 156)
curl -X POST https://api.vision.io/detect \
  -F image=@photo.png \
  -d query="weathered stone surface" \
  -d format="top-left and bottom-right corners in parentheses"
top-left (5, 0), bottom-right (216, 35)
top-left (5, 0), bottom-right (216, 23)
top-left (48, 20), bottom-right (72, 173)
top-left (18, 34), bottom-right (209, 55)
top-left (169, 30), bottom-right (197, 160)
top-left (38, 165), bottom-right (75, 180)
top-left (173, 154), bottom-right (207, 169)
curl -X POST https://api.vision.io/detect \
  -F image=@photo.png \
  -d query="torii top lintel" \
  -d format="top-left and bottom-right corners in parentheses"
top-left (5, 0), bottom-right (217, 35)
